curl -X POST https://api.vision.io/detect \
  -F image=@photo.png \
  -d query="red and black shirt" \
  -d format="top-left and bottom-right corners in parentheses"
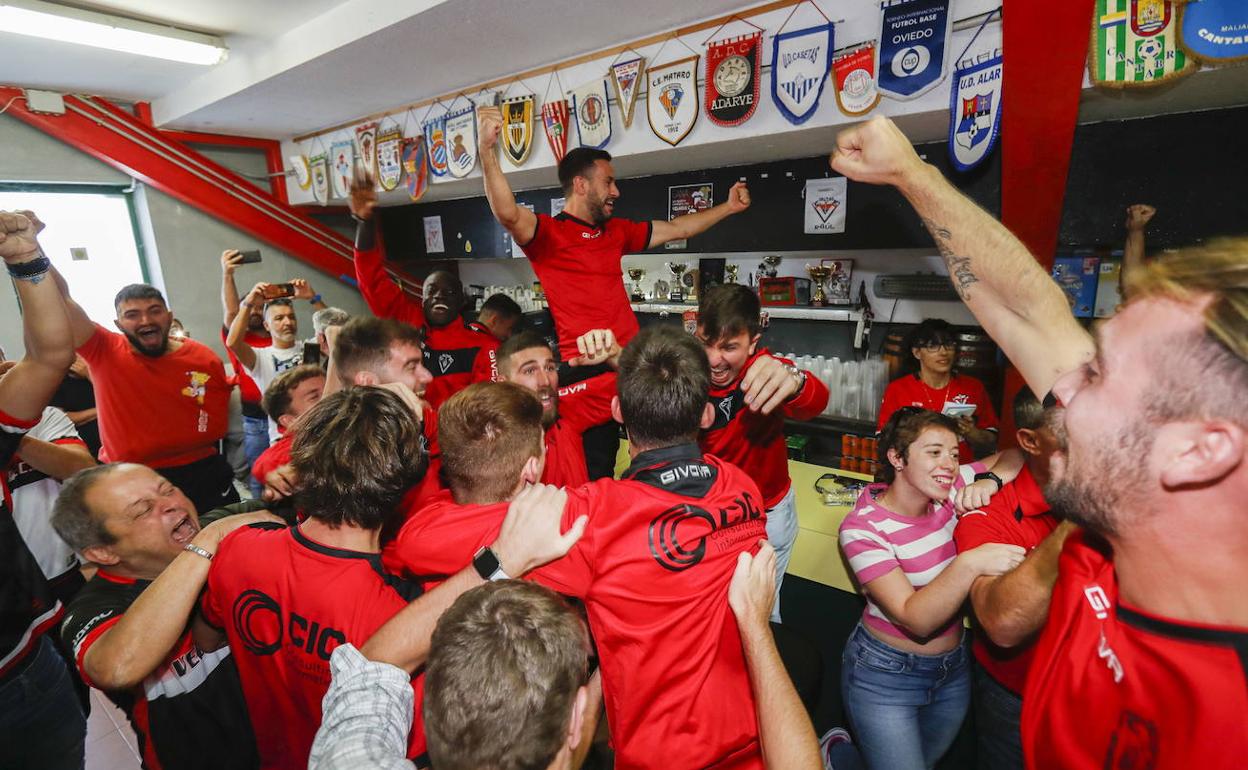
top-left (543, 372), bottom-right (616, 488)
top-left (1021, 532), bottom-right (1248, 769)
top-left (879, 372), bottom-right (998, 460)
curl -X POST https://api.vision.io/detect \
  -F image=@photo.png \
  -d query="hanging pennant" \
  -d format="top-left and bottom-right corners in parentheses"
top-left (423, 115), bottom-right (449, 178)
top-left (1179, 0), bottom-right (1248, 62)
top-left (610, 56), bottom-right (645, 128)
top-left (647, 56), bottom-right (699, 146)
top-left (402, 136), bottom-right (429, 202)
top-left (876, 0), bottom-right (953, 100)
top-left (443, 106), bottom-right (478, 179)
top-left (706, 32), bottom-right (762, 126)
top-left (570, 77), bottom-right (612, 149)
top-left (354, 123), bottom-right (378, 183)
top-left (771, 24), bottom-right (834, 125)
top-left (833, 44), bottom-right (881, 116)
top-left (288, 155), bottom-right (312, 190)
top-left (330, 140), bottom-right (354, 199)
top-left (541, 99), bottom-right (571, 163)
top-left (1090, 0), bottom-right (1195, 87)
top-left (375, 126), bottom-right (404, 191)
top-left (948, 52), bottom-right (1003, 172)
top-left (310, 153), bottom-right (329, 204)
top-left (500, 94), bottom-right (535, 166)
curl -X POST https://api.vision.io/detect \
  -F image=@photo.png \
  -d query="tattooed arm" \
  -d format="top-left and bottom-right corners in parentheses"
top-left (829, 117), bottom-right (1093, 397)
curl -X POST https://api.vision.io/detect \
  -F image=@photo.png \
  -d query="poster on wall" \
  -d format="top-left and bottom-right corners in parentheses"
top-left (444, 107), bottom-right (478, 179)
top-left (355, 123), bottom-right (378, 183)
top-left (550, 197), bottom-right (566, 216)
top-left (647, 56), bottom-right (699, 146)
top-left (423, 215), bottom-right (445, 254)
top-left (706, 32), bottom-right (762, 126)
top-left (310, 153), bottom-right (328, 204)
top-left (1179, 0), bottom-right (1248, 62)
top-left (330, 140), bottom-right (354, 198)
top-left (833, 43), bottom-right (880, 116)
top-left (611, 56), bottom-right (645, 128)
top-left (570, 77), bottom-right (612, 149)
top-left (666, 183), bottom-right (713, 250)
top-left (401, 136), bottom-right (429, 202)
top-left (804, 177), bottom-right (847, 234)
top-left (1051, 256), bottom-right (1100, 318)
top-left (771, 23), bottom-right (834, 125)
top-left (948, 49), bottom-right (1003, 172)
top-left (1090, 0), bottom-right (1195, 87)
top-left (876, 0), bottom-right (953, 100)
top-left (375, 126), bottom-right (404, 191)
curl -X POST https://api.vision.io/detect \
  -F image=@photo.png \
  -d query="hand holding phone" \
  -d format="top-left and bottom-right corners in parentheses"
top-left (262, 283), bottom-right (296, 300)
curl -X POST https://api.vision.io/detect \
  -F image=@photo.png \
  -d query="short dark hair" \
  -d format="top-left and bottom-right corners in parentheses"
top-left (439, 382), bottom-right (544, 504)
top-left (52, 463), bottom-right (126, 552)
top-left (480, 293), bottom-right (523, 320)
top-left (698, 283), bottom-right (761, 341)
top-left (497, 330), bottom-right (552, 376)
top-left (263, 297), bottom-right (294, 317)
top-left (617, 326), bottom-right (710, 448)
top-left (424, 581), bottom-right (590, 770)
top-left (333, 317), bottom-right (424, 385)
top-left (558, 147), bottom-right (612, 194)
top-left (901, 318), bottom-right (957, 374)
top-left (262, 364), bottom-right (325, 420)
top-left (113, 284), bottom-right (166, 311)
top-left (877, 407), bottom-right (961, 483)
top-left (290, 387), bottom-right (426, 538)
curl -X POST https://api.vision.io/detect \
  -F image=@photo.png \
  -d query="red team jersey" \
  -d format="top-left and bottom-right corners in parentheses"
top-left (354, 239), bottom-right (498, 408)
top-left (78, 325), bottom-right (231, 467)
top-left (953, 463), bottom-right (1059, 694)
top-left (521, 213), bottom-right (651, 360)
top-left (543, 373), bottom-right (616, 488)
top-left (383, 490), bottom-right (504, 590)
top-left (1021, 531), bottom-right (1248, 769)
top-left (221, 326), bottom-right (271, 407)
top-left (251, 433), bottom-right (293, 486)
top-left (701, 348), bottom-right (829, 508)
top-left (201, 523), bottom-right (426, 769)
top-left (879, 372), bottom-right (998, 459)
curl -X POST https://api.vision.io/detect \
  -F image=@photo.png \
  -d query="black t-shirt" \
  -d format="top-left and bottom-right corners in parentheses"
top-left (50, 374), bottom-right (101, 458)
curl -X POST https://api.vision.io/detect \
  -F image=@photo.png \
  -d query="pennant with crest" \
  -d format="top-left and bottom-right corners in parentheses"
top-left (423, 115), bottom-right (449, 178)
top-left (834, 43), bottom-right (880, 116)
top-left (376, 126), bottom-right (404, 191)
top-left (310, 153), bottom-right (328, 204)
top-left (330, 140), bottom-right (354, 199)
top-left (288, 155), bottom-right (311, 190)
top-left (354, 123), bottom-right (378, 183)
top-left (877, 0), bottom-right (953, 100)
top-left (570, 77), bottom-right (612, 149)
top-left (706, 32), bottom-right (762, 126)
top-left (948, 50), bottom-right (1003, 172)
top-left (500, 95), bottom-right (535, 166)
top-left (541, 99), bottom-right (571, 163)
top-left (443, 106), bottom-right (478, 179)
top-left (610, 56), bottom-right (645, 128)
top-left (402, 136), bottom-right (429, 202)
top-left (1091, 0), bottom-right (1196, 87)
top-left (772, 24), bottom-right (833, 125)
top-left (1179, 0), bottom-right (1248, 62)
top-left (647, 56), bottom-right (699, 146)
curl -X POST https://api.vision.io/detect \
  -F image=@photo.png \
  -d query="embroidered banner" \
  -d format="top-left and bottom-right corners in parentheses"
top-left (354, 123), bottom-right (377, 183)
top-left (877, 0), bottom-right (953, 100)
top-left (423, 115), bottom-right (449, 178)
top-left (330, 140), bottom-right (353, 199)
top-left (1179, 0), bottom-right (1248, 62)
top-left (1091, 0), bottom-right (1195, 87)
top-left (948, 51), bottom-right (1003, 172)
top-left (376, 126), bottom-right (403, 191)
top-left (443, 107), bottom-right (477, 179)
top-left (647, 56), bottom-right (699, 146)
top-left (401, 137), bottom-right (428, 202)
top-left (310, 153), bottom-right (328, 204)
top-left (288, 155), bottom-right (311, 190)
top-left (771, 24), bottom-right (833, 125)
top-left (570, 77), bottom-right (612, 149)
top-left (706, 32), bottom-right (762, 126)
top-left (834, 43), bottom-right (880, 116)
top-left (611, 57), bottom-right (645, 128)
top-left (500, 95), bottom-right (535, 166)
top-left (541, 99), bottom-right (571, 162)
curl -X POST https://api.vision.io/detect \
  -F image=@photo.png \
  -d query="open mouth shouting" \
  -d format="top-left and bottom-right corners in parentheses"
top-left (170, 514), bottom-right (199, 545)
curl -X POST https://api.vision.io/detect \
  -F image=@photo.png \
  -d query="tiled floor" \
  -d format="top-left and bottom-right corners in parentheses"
top-left (85, 688), bottom-right (142, 770)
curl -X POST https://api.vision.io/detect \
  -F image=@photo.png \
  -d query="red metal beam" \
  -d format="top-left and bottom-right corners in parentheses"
top-left (155, 127), bottom-right (288, 203)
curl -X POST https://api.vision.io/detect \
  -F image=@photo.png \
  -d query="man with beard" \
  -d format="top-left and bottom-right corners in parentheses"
top-left (54, 275), bottom-right (237, 515)
top-left (831, 116), bottom-right (1248, 769)
top-left (347, 177), bottom-right (498, 409)
top-left (496, 329), bottom-right (616, 488)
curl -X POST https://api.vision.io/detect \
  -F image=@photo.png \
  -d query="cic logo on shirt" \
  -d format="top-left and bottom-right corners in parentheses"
top-left (648, 492), bottom-right (764, 572)
top-left (232, 590), bottom-right (347, 661)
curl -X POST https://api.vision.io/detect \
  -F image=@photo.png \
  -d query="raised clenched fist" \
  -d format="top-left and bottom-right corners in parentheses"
top-left (0, 210), bottom-right (41, 264)
top-left (477, 106), bottom-right (503, 152)
top-left (1125, 204), bottom-right (1155, 232)
top-left (727, 181), bottom-right (751, 214)
top-left (829, 116), bottom-right (927, 188)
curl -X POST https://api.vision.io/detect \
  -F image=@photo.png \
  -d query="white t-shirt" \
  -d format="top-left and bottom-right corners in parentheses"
top-left (8, 407), bottom-right (83, 581)
top-left (245, 343), bottom-right (303, 440)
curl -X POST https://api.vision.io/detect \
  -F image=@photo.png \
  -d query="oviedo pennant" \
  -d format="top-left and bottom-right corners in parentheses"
top-left (706, 32), bottom-right (762, 126)
top-left (500, 95), bottom-right (535, 166)
top-left (876, 0), bottom-right (953, 100)
top-left (647, 56), bottom-right (699, 146)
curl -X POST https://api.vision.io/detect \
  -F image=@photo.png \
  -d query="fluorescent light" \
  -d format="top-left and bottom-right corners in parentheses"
top-left (0, 0), bottom-right (227, 66)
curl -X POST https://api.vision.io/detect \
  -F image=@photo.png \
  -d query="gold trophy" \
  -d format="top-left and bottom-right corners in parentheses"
top-left (627, 267), bottom-right (646, 301)
top-left (724, 264), bottom-right (739, 284)
top-left (667, 262), bottom-right (688, 302)
top-left (806, 263), bottom-right (832, 307)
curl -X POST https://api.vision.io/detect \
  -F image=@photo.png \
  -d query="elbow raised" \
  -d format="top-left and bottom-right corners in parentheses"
top-left (978, 612), bottom-right (1031, 649)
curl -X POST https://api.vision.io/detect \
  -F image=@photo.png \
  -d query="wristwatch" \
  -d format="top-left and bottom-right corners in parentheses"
top-left (310, 293), bottom-right (323, 304)
top-left (473, 546), bottom-right (511, 582)
top-left (973, 471), bottom-right (1004, 491)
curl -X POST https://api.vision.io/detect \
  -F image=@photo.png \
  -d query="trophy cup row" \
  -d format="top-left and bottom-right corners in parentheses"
top-left (626, 258), bottom-right (835, 306)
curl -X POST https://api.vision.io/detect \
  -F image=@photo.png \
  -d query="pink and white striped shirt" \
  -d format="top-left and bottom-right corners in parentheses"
top-left (838, 463), bottom-right (984, 640)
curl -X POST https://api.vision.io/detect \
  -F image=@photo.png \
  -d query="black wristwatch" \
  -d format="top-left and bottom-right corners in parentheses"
top-left (473, 546), bottom-right (511, 582)
top-left (974, 471), bottom-right (1004, 491)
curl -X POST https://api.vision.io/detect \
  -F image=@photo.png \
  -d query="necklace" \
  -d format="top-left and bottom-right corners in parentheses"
top-left (920, 374), bottom-right (952, 412)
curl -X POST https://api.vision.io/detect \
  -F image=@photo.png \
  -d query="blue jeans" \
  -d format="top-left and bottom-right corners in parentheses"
top-left (0, 635), bottom-right (86, 769)
top-left (243, 414), bottom-right (271, 498)
top-left (766, 486), bottom-right (798, 623)
top-left (971, 659), bottom-right (1023, 770)
top-left (841, 622), bottom-right (971, 770)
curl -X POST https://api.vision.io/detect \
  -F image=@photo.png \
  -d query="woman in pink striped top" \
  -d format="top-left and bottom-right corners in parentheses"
top-left (838, 408), bottom-right (1025, 770)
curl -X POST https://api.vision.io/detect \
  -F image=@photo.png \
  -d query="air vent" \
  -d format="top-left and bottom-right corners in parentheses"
top-left (873, 274), bottom-right (960, 301)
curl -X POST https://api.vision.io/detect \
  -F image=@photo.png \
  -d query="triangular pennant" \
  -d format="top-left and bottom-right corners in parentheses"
top-left (948, 51), bottom-right (1003, 172)
top-left (610, 56), bottom-right (645, 128)
top-left (706, 32), bottom-right (762, 127)
top-left (423, 115), bottom-right (449, 178)
top-left (330, 140), bottom-right (354, 198)
top-left (647, 56), bottom-right (699, 147)
top-left (402, 136), bottom-right (429, 202)
top-left (570, 77), bottom-right (612, 149)
top-left (288, 154), bottom-right (311, 190)
top-left (376, 126), bottom-right (404, 191)
top-left (1178, 0), bottom-right (1248, 62)
top-left (833, 43), bottom-right (880, 117)
top-left (444, 106), bottom-right (478, 179)
top-left (772, 24), bottom-right (834, 125)
top-left (354, 123), bottom-right (378, 183)
top-left (310, 153), bottom-right (328, 204)
top-left (541, 99), bottom-right (571, 163)
top-left (876, 0), bottom-right (953, 100)
top-left (1090, 0), bottom-right (1196, 87)
top-left (501, 95), bottom-right (535, 166)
